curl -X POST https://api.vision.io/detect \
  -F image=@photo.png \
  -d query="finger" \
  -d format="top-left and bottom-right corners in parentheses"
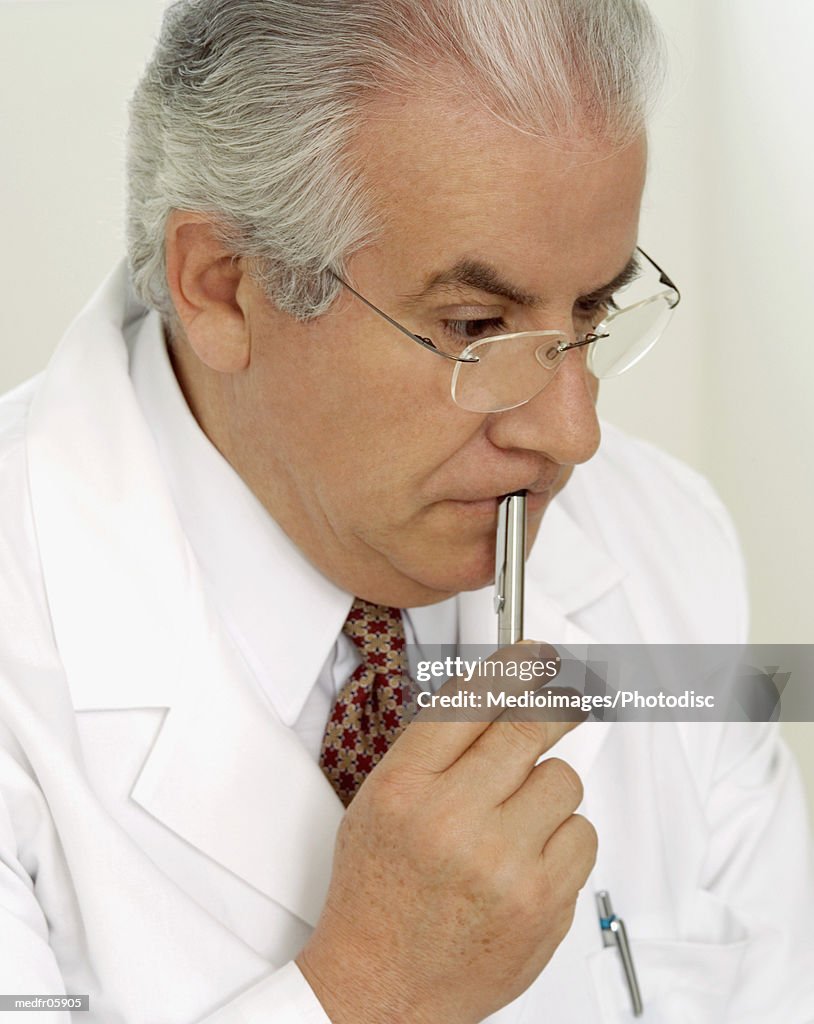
top-left (447, 688), bottom-right (586, 803)
top-left (499, 757), bottom-right (585, 849)
top-left (538, 814), bottom-right (598, 903)
top-left (390, 640), bottom-right (561, 773)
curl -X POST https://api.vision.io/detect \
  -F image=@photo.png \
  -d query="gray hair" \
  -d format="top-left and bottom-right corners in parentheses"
top-left (127, 0), bottom-right (665, 320)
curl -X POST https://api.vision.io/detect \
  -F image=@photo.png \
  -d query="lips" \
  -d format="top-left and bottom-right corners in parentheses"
top-left (450, 480), bottom-right (558, 504)
top-left (447, 487), bottom-right (554, 516)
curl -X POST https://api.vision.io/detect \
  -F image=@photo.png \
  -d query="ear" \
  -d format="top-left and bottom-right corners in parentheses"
top-left (164, 211), bottom-right (252, 372)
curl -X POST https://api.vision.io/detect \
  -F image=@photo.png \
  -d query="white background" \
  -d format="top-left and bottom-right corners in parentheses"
top-left (1, 1), bottom-right (812, 812)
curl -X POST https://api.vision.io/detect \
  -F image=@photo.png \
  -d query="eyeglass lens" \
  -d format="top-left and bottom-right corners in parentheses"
top-left (451, 293), bottom-right (676, 413)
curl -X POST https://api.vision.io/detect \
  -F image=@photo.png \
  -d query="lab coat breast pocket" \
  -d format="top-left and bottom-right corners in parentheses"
top-left (588, 936), bottom-right (748, 1023)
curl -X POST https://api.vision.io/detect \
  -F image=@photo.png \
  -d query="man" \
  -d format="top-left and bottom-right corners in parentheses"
top-left (0, 1), bottom-right (812, 1022)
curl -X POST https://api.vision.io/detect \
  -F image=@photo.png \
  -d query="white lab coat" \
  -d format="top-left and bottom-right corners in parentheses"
top-left (0, 263), bottom-right (812, 1024)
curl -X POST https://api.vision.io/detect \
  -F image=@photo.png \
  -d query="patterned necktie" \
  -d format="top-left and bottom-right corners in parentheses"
top-left (320, 598), bottom-right (417, 807)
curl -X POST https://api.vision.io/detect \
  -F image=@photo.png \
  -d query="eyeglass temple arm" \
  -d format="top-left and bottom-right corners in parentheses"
top-left (556, 246), bottom-right (681, 356)
top-left (557, 331), bottom-right (609, 354)
top-left (637, 247), bottom-right (682, 309)
top-left (329, 271), bottom-right (478, 364)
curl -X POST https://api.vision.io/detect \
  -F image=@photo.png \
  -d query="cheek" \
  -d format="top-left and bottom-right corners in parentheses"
top-left (340, 336), bottom-right (470, 435)
top-left (252, 305), bottom-right (487, 518)
top-left (295, 354), bottom-right (477, 507)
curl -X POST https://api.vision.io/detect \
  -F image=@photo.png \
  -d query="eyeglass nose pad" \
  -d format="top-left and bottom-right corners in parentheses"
top-left (534, 338), bottom-right (567, 370)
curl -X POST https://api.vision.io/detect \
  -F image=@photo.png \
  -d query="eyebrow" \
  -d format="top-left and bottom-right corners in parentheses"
top-left (401, 252), bottom-right (642, 309)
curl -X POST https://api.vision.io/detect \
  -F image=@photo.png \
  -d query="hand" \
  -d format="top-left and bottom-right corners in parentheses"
top-left (297, 642), bottom-right (597, 1024)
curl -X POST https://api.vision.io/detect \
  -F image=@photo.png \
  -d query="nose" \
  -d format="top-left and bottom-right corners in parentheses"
top-left (484, 348), bottom-right (601, 466)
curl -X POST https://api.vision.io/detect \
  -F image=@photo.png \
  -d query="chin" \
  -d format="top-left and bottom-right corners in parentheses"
top-left (385, 542), bottom-right (496, 608)
top-left (360, 507), bottom-right (544, 608)
top-left (401, 508), bottom-right (547, 605)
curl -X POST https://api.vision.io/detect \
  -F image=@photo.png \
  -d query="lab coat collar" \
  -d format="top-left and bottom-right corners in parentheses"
top-left (130, 308), bottom-right (354, 728)
top-left (527, 497), bottom-right (627, 618)
top-left (25, 264), bottom-right (343, 926)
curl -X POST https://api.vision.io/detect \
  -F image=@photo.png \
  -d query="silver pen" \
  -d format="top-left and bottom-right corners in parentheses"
top-left (597, 890), bottom-right (643, 1017)
top-left (494, 491), bottom-right (527, 646)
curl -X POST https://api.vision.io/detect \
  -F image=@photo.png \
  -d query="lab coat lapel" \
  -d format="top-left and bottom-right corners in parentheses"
top-left (457, 499), bottom-right (626, 783)
top-left (25, 265), bottom-right (342, 928)
top-left (128, 637), bottom-right (343, 928)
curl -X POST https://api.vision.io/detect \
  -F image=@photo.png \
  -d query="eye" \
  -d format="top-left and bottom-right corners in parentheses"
top-left (441, 317), bottom-right (508, 345)
top-left (575, 296), bottom-right (618, 326)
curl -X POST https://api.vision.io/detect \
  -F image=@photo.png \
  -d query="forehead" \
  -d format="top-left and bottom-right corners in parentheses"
top-left (352, 89), bottom-right (648, 299)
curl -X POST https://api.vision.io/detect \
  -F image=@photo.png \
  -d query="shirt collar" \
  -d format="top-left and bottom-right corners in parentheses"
top-left (527, 492), bottom-right (627, 617)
